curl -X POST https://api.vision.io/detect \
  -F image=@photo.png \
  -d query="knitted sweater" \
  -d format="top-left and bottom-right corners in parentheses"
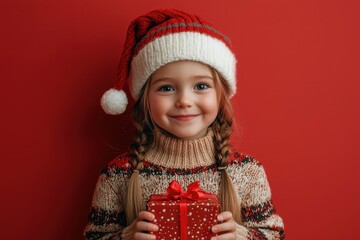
top-left (84, 130), bottom-right (285, 239)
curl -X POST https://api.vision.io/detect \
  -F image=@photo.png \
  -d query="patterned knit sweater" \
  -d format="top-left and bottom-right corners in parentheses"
top-left (84, 129), bottom-right (285, 239)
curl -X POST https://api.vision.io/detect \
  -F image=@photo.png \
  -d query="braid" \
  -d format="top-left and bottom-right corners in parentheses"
top-left (126, 80), bottom-right (154, 225)
top-left (212, 70), bottom-right (242, 224)
top-left (130, 116), bottom-right (153, 170)
top-left (213, 112), bottom-right (233, 167)
top-left (214, 111), bottom-right (242, 224)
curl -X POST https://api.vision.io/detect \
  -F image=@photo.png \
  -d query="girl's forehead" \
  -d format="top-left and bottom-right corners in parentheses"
top-left (151, 60), bottom-right (213, 79)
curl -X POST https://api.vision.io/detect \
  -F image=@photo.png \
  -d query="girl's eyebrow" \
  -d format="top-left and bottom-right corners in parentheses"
top-left (152, 75), bottom-right (213, 84)
top-left (192, 75), bottom-right (214, 80)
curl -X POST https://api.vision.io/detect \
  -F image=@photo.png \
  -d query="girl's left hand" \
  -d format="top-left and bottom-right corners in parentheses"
top-left (211, 211), bottom-right (237, 240)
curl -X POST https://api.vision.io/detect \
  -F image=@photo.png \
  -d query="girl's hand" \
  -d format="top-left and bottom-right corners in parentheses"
top-left (134, 211), bottom-right (159, 240)
top-left (211, 211), bottom-right (237, 240)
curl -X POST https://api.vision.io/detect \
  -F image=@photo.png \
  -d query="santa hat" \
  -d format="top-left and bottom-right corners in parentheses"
top-left (101, 9), bottom-right (237, 115)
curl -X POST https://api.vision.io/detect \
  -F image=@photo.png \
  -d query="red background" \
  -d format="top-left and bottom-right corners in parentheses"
top-left (1, 0), bottom-right (359, 239)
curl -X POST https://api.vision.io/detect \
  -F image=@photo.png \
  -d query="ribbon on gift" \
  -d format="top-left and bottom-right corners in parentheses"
top-left (166, 181), bottom-right (206, 240)
top-left (166, 180), bottom-right (206, 201)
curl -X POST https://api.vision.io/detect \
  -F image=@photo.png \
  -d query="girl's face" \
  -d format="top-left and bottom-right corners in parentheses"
top-left (148, 60), bottom-right (219, 140)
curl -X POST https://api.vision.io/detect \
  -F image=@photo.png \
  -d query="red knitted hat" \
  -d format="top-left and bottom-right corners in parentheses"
top-left (101, 9), bottom-right (237, 115)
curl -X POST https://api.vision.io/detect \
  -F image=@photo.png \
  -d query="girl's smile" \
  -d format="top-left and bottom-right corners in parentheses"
top-left (169, 114), bottom-right (200, 121)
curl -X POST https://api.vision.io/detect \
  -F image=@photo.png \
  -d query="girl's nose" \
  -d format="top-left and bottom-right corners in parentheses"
top-left (175, 91), bottom-right (193, 108)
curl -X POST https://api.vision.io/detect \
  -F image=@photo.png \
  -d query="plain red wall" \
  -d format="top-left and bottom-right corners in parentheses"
top-left (1, 0), bottom-right (359, 239)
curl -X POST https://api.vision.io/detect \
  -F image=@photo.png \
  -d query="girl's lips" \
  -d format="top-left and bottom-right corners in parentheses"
top-left (170, 114), bottom-right (199, 121)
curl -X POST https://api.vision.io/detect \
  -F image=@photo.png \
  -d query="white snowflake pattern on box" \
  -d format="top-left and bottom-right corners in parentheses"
top-left (147, 194), bottom-right (219, 239)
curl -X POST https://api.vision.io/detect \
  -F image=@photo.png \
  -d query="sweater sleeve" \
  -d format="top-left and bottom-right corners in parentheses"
top-left (238, 159), bottom-right (285, 240)
top-left (83, 169), bottom-right (128, 240)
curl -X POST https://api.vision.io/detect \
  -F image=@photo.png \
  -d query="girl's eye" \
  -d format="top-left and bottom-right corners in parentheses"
top-left (158, 85), bottom-right (174, 92)
top-left (194, 83), bottom-right (209, 90)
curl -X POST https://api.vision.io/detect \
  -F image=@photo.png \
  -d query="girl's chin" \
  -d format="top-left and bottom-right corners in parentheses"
top-left (155, 125), bottom-right (209, 140)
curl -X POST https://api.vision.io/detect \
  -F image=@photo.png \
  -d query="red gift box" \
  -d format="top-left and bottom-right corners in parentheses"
top-left (147, 180), bottom-right (219, 240)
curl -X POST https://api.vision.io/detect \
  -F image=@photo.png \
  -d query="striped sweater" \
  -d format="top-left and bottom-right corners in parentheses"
top-left (84, 130), bottom-right (285, 239)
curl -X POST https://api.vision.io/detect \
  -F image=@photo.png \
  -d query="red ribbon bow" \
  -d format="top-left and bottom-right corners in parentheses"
top-left (166, 180), bottom-right (205, 201)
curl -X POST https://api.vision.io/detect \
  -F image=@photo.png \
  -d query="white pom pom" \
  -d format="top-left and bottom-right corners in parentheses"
top-left (100, 89), bottom-right (128, 115)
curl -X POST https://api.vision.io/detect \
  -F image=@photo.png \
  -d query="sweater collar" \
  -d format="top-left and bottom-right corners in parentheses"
top-left (144, 128), bottom-right (216, 169)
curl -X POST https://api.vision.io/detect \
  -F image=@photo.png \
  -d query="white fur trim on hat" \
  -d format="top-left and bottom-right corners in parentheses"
top-left (100, 88), bottom-right (128, 115)
top-left (130, 31), bottom-right (237, 100)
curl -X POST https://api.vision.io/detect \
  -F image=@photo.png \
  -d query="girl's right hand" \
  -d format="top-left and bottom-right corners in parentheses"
top-left (134, 211), bottom-right (159, 240)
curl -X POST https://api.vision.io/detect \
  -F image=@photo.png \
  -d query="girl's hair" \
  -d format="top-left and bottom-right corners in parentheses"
top-left (211, 69), bottom-right (242, 224)
top-left (125, 65), bottom-right (242, 225)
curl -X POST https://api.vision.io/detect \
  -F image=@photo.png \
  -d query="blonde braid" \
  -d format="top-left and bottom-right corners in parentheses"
top-left (212, 69), bottom-right (242, 224)
top-left (213, 111), bottom-right (242, 224)
top-left (213, 113), bottom-right (232, 168)
top-left (126, 80), bottom-right (154, 225)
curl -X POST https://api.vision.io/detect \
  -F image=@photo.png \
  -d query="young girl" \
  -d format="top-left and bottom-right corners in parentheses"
top-left (84, 9), bottom-right (285, 240)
